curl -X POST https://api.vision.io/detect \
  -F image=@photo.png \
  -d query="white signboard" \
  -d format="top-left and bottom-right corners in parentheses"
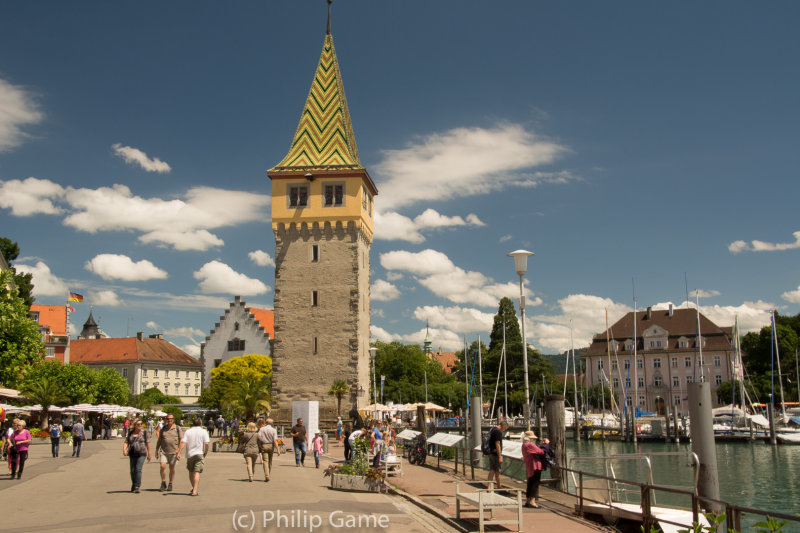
top-left (291, 401), bottom-right (319, 438)
top-left (396, 429), bottom-right (421, 441)
top-left (427, 433), bottom-right (465, 447)
top-left (472, 437), bottom-right (524, 460)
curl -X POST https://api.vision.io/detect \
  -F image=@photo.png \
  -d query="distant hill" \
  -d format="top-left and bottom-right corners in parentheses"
top-left (544, 348), bottom-right (587, 373)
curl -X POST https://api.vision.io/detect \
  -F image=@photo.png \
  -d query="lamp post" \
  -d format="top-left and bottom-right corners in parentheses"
top-left (369, 347), bottom-right (378, 419)
top-left (508, 249), bottom-right (534, 430)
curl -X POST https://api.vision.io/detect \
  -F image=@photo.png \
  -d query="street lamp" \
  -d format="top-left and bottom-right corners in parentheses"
top-left (369, 347), bottom-right (378, 417)
top-left (508, 249), bottom-right (534, 430)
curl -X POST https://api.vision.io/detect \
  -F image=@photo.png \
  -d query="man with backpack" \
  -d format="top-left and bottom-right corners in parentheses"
top-left (485, 420), bottom-right (508, 489)
top-left (49, 419), bottom-right (62, 457)
top-left (155, 414), bottom-right (181, 491)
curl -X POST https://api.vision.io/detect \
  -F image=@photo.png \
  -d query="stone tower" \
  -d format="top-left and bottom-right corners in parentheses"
top-left (267, 6), bottom-right (377, 425)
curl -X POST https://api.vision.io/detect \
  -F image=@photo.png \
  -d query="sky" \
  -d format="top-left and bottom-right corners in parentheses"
top-left (1, 1), bottom-right (799, 359)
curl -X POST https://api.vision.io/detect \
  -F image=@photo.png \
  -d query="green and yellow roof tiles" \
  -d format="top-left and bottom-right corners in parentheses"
top-left (270, 34), bottom-right (363, 172)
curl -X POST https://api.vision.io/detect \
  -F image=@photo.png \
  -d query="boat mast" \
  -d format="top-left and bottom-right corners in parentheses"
top-left (606, 309), bottom-right (613, 415)
top-left (696, 291), bottom-right (704, 383)
top-left (503, 321), bottom-right (508, 419)
top-left (478, 334), bottom-right (483, 417)
top-left (571, 320), bottom-right (579, 419)
top-left (772, 311), bottom-right (787, 421)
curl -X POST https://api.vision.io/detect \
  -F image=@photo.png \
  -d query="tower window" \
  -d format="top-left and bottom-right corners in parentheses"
top-left (311, 244), bottom-right (319, 262)
top-left (314, 337), bottom-right (318, 354)
top-left (362, 185), bottom-right (367, 209)
top-left (324, 183), bottom-right (344, 206)
top-left (288, 185), bottom-right (309, 207)
top-left (228, 338), bottom-right (245, 351)
top-left (312, 291), bottom-right (319, 307)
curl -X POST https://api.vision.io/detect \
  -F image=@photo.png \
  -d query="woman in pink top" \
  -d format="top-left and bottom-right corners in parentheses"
top-left (521, 430), bottom-right (545, 508)
top-left (9, 419), bottom-right (32, 480)
top-left (311, 432), bottom-right (324, 468)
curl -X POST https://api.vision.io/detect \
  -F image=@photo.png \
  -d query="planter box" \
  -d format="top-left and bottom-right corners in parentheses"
top-left (330, 473), bottom-right (382, 493)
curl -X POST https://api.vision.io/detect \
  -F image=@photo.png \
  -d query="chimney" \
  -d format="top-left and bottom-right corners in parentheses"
top-left (136, 332), bottom-right (144, 340)
top-left (646, 306), bottom-right (652, 320)
top-left (149, 333), bottom-right (163, 340)
top-left (669, 303), bottom-right (674, 317)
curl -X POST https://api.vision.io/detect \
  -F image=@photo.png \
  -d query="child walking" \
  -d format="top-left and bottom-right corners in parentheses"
top-left (311, 432), bottom-right (324, 468)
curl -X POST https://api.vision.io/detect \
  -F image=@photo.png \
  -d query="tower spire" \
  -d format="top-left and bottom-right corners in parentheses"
top-left (327, 0), bottom-right (332, 36)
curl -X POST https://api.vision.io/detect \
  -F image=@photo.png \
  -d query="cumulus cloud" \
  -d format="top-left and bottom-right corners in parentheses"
top-left (85, 254), bottom-right (168, 281)
top-left (397, 327), bottom-right (464, 352)
top-left (413, 305), bottom-right (494, 333)
top-left (146, 321), bottom-right (160, 330)
top-left (729, 231), bottom-right (800, 253)
top-left (249, 250), bottom-right (275, 267)
top-left (783, 286), bottom-right (800, 304)
top-left (657, 300), bottom-right (774, 334)
top-left (370, 324), bottom-right (396, 344)
top-left (164, 327), bottom-right (205, 340)
top-left (380, 249), bottom-right (539, 308)
top-left (690, 289), bottom-right (721, 299)
top-left (0, 180), bottom-right (271, 252)
top-left (374, 123), bottom-right (572, 210)
top-left (193, 260), bottom-right (270, 295)
top-left (15, 261), bottom-right (68, 297)
top-left (112, 143), bottom-right (171, 173)
top-left (0, 177), bottom-right (65, 216)
top-left (91, 290), bottom-right (123, 306)
top-left (112, 288), bottom-right (231, 311)
top-left (371, 279), bottom-right (401, 302)
top-left (375, 208), bottom-right (485, 243)
top-left (181, 344), bottom-right (201, 357)
top-left (0, 78), bottom-right (44, 152)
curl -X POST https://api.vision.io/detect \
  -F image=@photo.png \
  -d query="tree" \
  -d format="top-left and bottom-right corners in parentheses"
top-left (93, 368), bottom-right (130, 405)
top-left (20, 360), bottom-right (132, 406)
top-left (0, 238), bottom-right (35, 307)
top-left (328, 379), bottom-right (349, 416)
top-left (19, 377), bottom-right (69, 428)
top-left (0, 270), bottom-right (44, 387)
top-left (586, 384), bottom-right (613, 410)
top-left (224, 374), bottom-right (271, 421)
top-left (199, 354), bottom-right (272, 413)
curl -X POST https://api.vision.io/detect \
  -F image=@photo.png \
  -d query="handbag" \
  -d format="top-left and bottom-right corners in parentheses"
top-left (236, 434), bottom-right (248, 454)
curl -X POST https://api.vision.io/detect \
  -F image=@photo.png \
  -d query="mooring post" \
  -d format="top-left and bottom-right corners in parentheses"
top-left (665, 403), bottom-right (672, 442)
top-left (768, 402), bottom-right (776, 445)
top-left (674, 412), bottom-right (680, 443)
top-left (537, 406), bottom-right (543, 441)
top-left (687, 382), bottom-right (721, 513)
top-left (545, 394), bottom-right (566, 491)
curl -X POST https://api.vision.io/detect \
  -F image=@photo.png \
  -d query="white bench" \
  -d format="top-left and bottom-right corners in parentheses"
top-left (455, 481), bottom-right (523, 533)
top-left (381, 454), bottom-right (403, 476)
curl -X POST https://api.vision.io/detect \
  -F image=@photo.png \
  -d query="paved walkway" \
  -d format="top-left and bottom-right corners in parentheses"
top-left (2, 438), bottom-right (610, 533)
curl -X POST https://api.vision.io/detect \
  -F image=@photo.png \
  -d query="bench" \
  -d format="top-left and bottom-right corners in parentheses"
top-left (381, 454), bottom-right (403, 476)
top-left (455, 481), bottom-right (523, 533)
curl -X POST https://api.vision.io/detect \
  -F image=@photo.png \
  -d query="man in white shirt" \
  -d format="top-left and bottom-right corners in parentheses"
top-left (256, 418), bottom-right (280, 482)
top-left (177, 418), bottom-right (210, 496)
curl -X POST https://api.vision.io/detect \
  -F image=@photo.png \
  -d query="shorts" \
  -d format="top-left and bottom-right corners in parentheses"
top-left (186, 455), bottom-right (205, 473)
top-left (488, 454), bottom-right (501, 472)
top-left (160, 453), bottom-right (177, 465)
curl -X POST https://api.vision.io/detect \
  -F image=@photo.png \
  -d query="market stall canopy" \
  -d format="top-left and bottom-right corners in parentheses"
top-left (360, 403), bottom-right (393, 412)
top-left (0, 387), bottom-right (23, 399)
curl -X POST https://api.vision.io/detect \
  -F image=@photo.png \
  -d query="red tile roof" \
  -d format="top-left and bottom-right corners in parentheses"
top-left (430, 350), bottom-right (458, 374)
top-left (70, 337), bottom-right (200, 366)
top-left (249, 308), bottom-right (275, 338)
top-left (30, 304), bottom-right (68, 335)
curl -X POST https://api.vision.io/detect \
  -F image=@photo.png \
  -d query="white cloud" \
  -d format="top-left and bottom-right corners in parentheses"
top-left (371, 309), bottom-right (385, 318)
top-left (499, 235), bottom-right (513, 243)
top-left (783, 286), bottom-right (800, 304)
top-left (374, 123), bottom-right (571, 210)
top-left (85, 254), bottom-right (168, 281)
top-left (0, 181), bottom-right (272, 252)
top-left (181, 343), bottom-right (201, 358)
top-left (381, 248), bottom-right (540, 308)
top-left (249, 250), bottom-right (275, 267)
top-left (164, 327), bottom-right (205, 340)
top-left (112, 143), bottom-right (171, 173)
top-left (15, 261), bottom-right (68, 297)
top-left (193, 260), bottom-right (270, 295)
top-left (146, 321), bottom-right (160, 330)
top-left (375, 207), bottom-right (486, 243)
top-left (371, 279), bottom-right (401, 302)
top-left (114, 288), bottom-right (231, 311)
top-left (397, 327), bottom-right (464, 352)
top-left (690, 289), bottom-right (721, 299)
top-left (413, 305), bottom-right (493, 333)
top-left (0, 78), bottom-right (44, 152)
top-left (660, 300), bottom-right (774, 334)
top-left (729, 231), bottom-right (800, 253)
top-left (0, 177), bottom-right (65, 216)
top-left (91, 290), bottom-right (123, 307)
top-left (370, 324), bottom-right (396, 344)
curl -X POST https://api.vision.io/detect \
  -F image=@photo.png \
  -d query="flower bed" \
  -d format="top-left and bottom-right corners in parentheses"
top-left (324, 435), bottom-right (385, 492)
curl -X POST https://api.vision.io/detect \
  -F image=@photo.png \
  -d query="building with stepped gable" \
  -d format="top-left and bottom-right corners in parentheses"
top-left (267, 5), bottom-right (377, 424)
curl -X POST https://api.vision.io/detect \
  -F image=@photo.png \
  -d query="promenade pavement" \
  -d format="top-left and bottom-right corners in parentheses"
top-left (1, 437), bottom-right (610, 533)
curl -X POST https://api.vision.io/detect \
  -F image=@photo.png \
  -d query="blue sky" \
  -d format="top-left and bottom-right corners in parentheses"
top-left (1, 1), bottom-right (798, 357)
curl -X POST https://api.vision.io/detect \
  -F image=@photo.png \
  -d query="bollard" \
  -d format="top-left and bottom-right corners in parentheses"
top-left (687, 382), bottom-right (721, 513)
top-left (545, 394), bottom-right (566, 491)
top-left (768, 402), bottom-right (776, 445)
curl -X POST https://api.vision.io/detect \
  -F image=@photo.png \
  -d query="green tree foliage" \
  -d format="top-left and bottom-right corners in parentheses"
top-left (132, 387), bottom-right (180, 407)
top-left (223, 373), bottom-right (270, 421)
top-left (20, 360), bottom-right (130, 405)
top-left (198, 354), bottom-right (272, 413)
top-left (163, 405), bottom-right (184, 425)
top-left (0, 270), bottom-right (44, 387)
top-left (19, 376), bottom-right (69, 428)
top-left (328, 379), bottom-right (349, 415)
top-left (740, 312), bottom-right (800, 403)
top-left (586, 384), bottom-right (613, 410)
top-left (93, 367), bottom-right (130, 404)
top-left (0, 238), bottom-right (35, 307)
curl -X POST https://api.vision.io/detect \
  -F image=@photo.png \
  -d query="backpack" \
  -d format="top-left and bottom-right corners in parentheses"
top-left (481, 434), bottom-right (491, 455)
top-left (50, 424), bottom-right (60, 438)
top-left (542, 446), bottom-right (557, 469)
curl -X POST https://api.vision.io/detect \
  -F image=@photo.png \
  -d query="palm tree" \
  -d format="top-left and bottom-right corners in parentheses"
top-left (328, 379), bottom-right (349, 416)
top-left (224, 374), bottom-right (271, 422)
top-left (19, 377), bottom-right (69, 428)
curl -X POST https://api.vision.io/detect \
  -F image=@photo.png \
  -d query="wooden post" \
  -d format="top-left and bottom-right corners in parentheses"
top-left (768, 402), bottom-right (777, 445)
top-left (545, 394), bottom-right (566, 491)
top-left (537, 406), bottom-right (543, 442)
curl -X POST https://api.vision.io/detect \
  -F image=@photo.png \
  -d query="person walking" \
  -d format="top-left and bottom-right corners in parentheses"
top-left (206, 417), bottom-right (215, 437)
top-left (71, 418), bottom-right (86, 457)
top-left (343, 423), bottom-right (353, 462)
top-left (238, 422), bottom-right (260, 481)
top-left (49, 419), bottom-right (63, 457)
top-left (256, 417), bottom-right (280, 481)
top-left (155, 414), bottom-right (181, 491)
top-left (290, 417), bottom-right (308, 467)
top-left (8, 419), bottom-right (32, 479)
top-left (336, 417), bottom-right (343, 442)
top-left (487, 420), bottom-right (508, 489)
top-left (370, 421), bottom-right (384, 468)
top-left (103, 416), bottom-right (111, 440)
top-left (311, 432), bottom-right (324, 468)
top-left (122, 419), bottom-right (151, 493)
top-left (178, 418), bottom-right (210, 496)
top-left (521, 430), bottom-right (545, 508)
top-left (122, 417), bottom-right (130, 438)
top-left (216, 415), bottom-right (225, 438)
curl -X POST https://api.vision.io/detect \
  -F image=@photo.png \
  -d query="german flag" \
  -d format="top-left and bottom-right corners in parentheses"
top-left (68, 292), bottom-right (84, 302)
